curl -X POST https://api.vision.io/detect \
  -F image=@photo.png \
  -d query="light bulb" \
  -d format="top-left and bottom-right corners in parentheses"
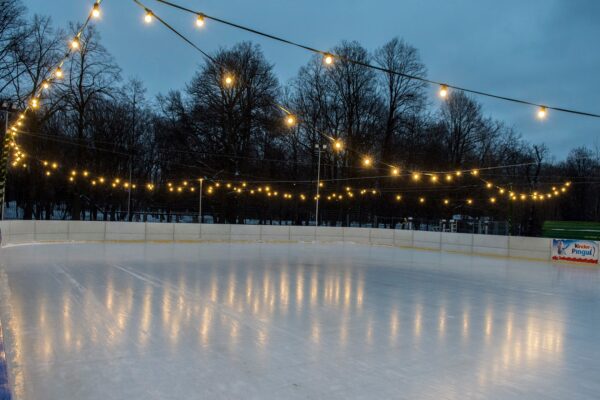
top-left (71, 38), bottom-right (80, 50)
top-left (537, 106), bottom-right (547, 120)
top-left (224, 75), bottom-right (234, 87)
top-left (285, 115), bottom-right (296, 126)
top-left (439, 84), bottom-right (448, 99)
top-left (55, 67), bottom-right (63, 78)
top-left (144, 11), bottom-right (153, 24)
top-left (92, 4), bottom-right (100, 18)
top-left (196, 14), bottom-right (205, 27)
top-left (362, 157), bottom-right (372, 167)
top-left (323, 54), bottom-right (334, 65)
top-left (333, 139), bottom-right (343, 151)
top-left (391, 167), bottom-right (400, 176)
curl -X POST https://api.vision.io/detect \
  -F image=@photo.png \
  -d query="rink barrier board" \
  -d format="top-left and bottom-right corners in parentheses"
top-left (0, 221), bottom-right (554, 261)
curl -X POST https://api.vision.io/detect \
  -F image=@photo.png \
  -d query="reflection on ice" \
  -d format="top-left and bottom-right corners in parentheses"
top-left (0, 242), bottom-right (596, 399)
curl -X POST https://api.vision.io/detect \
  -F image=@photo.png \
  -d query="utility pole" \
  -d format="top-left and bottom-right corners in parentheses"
top-left (315, 143), bottom-right (326, 226)
top-left (198, 178), bottom-right (204, 223)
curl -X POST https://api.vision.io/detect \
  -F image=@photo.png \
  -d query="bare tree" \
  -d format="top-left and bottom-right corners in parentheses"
top-left (374, 38), bottom-right (427, 166)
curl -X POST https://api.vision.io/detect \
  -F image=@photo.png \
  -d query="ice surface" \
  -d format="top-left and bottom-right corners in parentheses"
top-left (0, 242), bottom-right (599, 399)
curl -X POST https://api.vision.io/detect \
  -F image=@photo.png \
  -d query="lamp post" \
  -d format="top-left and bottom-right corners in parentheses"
top-left (198, 178), bottom-right (204, 223)
top-left (314, 143), bottom-right (327, 226)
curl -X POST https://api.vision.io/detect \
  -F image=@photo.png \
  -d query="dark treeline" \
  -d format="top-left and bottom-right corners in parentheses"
top-left (1, 0), bottom-right (599, 235)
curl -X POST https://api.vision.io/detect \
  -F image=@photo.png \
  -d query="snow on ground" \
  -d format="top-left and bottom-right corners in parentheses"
top-left (0, 242), bottom-right (599, 399)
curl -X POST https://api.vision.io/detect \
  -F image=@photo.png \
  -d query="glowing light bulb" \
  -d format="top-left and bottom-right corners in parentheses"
top-left (471, 169), bottom-right (479, 176)
top-left (144, 10), bottom-right (153, 24)
top-left (430, 175), bottom-right (438, 183)
top-left (71, 37), bottom-right (80, 50)
top-left (196, 14), bottom-right (205, 27)
top-left (443, 199), bottom-right (449, 205)
top-left (486, 182), bottom-right (493, 189)
top-left (391, 167), bottom-right (400, 176)
top-left (467, 199), bottom-right (473, 205)
top-left (419, 197), bottom-right (425, 204)
top-left (92, 4), bottom-right (100, 18)
top-left (42, 81), bottom-right (50, 90)
top-left (333, 139), bottom-right (343, 151)
top-left (224, 75), bottom-right (234, 87)
top-left (490, 197), bottom-right (496, 203)
top-left (412, 172), bottom-right (421, 181)
top-left (445, 174), bottom-right (452, 182)
top-left (285, 115), bottom-right (296, 126)
top-left (323, 54), bottom-right (334, 65)
top-left (537, 106), bottom-right (547, 120)
top-left (31, 98), bottom-right (39, 108)
top-left (395, 195), bottom-right (402, 201)
top-left (362, 157), bottom-right (372, 167)
top-left (439, 84), bottom-right (449, 99)
top-left (55, 67), bottom-right (63, 79)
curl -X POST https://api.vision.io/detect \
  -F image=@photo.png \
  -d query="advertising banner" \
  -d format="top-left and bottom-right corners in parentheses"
top-left (552, 239), bottom-right (599, 264)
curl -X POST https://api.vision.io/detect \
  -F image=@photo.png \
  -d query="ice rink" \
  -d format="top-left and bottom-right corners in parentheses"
top-left (0, 242), bottom-right (599, 399)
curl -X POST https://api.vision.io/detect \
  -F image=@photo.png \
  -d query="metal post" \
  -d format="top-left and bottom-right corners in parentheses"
top-left (315, 144), bottom-right (322, 227)
top-left (198, 178), bottom-right (203, 223)
top-left (127, 160), bottom-right (132, 221)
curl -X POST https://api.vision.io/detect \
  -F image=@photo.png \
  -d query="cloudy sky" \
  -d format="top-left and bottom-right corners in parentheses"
top-left (22, 0), bottom-right (600, 159)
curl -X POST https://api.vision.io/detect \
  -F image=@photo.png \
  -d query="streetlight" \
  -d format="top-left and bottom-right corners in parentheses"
top-left (314, 143), bottom-right (327, 227)
top-left (198, 178), bottom-right (205, 223)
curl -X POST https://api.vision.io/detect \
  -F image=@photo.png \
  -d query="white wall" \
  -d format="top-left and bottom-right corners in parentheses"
top-left (0, 221), bottom-right (553, 261)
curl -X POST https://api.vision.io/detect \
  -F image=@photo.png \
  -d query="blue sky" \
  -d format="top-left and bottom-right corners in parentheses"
top-left (22, 0), bottom-right (600, 159)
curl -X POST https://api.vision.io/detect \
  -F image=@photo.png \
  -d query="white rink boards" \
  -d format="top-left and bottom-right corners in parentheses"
top-left (0, 242), bottom-right (599, 399)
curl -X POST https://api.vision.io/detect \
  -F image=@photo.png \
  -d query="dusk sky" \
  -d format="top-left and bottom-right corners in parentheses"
top-left (22, 0), bottom-right (600, 159)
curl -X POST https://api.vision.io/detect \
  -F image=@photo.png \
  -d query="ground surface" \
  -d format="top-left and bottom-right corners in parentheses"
top-left (0, 242), bottom-right (599, 399)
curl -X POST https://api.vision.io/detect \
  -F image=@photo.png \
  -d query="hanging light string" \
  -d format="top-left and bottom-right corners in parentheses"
top-left (5, 1), bottom-right (104, 164)
top-left (11, 148), bottom-right (572, 207)
top-left (13, 127), bottom-right (554, 189)
top-left (129, 0), bottom-right (550, 186)
top-left (10, 1), bottom-right (569, 192)
top-left (6, 1), bottom-right (575, 210)
top-left (149, 0), bottom-right (600, 120)
top-left (11, 153), bottom-right (573, 205)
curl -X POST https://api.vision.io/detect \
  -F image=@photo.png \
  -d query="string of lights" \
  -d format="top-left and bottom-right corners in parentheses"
top-left (0, 1), bottom-right (105, 214)
top-left (10, 148), bottom-right (572, 207)
top-left (129, 0), bottom-right (560, 194)
top-left (150, 0), bottom-right (600, 120)
top-left (3, 1), bottom-right (576, 215)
